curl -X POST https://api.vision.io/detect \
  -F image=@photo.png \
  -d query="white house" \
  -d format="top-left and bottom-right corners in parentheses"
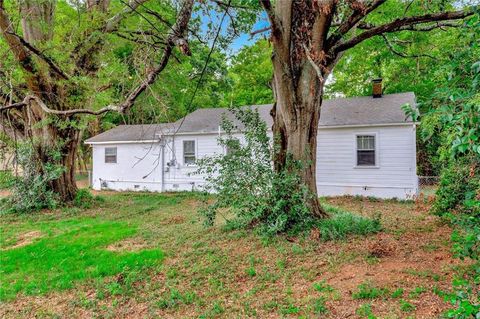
top-left (85, 91), bottom-right (419, 199)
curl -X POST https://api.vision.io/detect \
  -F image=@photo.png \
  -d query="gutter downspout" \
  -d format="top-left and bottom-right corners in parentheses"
top-left (161, 136), bottom-right (166, 192)
top-left (156, 133), bottom-right (166, 193)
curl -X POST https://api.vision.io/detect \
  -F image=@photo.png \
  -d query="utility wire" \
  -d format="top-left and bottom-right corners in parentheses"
top-left (173, 0), bottom-right (232, 136)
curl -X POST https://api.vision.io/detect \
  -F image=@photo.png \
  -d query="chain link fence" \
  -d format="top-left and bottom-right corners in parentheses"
top-left (418, 176), bottom-right (439, 196)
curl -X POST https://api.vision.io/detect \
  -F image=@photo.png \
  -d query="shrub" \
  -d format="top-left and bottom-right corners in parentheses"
top-left (74, 189), bottom-right (95, 209)
top-left (318, 204), bottom-right (381, 241)
top-left (196, 107), bottom-right (316, 236)
top-left (424, 56), bottom-right (480, 317)
top-left (197, 107), bottom-right (382, 238)
top-left (1, 143), bottom-right (63, 213)
top-left (431, 157), bottom-right (479, 217)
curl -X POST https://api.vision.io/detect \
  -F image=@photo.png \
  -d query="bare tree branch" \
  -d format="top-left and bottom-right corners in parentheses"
top-left (250, 25), bottom-right (271, 36)
top-left (333, 8), bottom-right (474, 53)
top-left (0, 95), bottom-right (120, 115)
top-left (303, 44), bottom-right (324, 83)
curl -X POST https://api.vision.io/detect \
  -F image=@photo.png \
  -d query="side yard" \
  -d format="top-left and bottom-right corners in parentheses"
top-left (0, 192), bottom-right (464, 318)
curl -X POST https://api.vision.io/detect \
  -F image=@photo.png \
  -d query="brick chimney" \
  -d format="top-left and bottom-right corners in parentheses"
top-left (372, 78), bottom-right (382, 98)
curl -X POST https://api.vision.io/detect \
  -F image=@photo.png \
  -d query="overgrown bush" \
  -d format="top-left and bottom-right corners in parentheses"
top-left (196, 107), bottom-right (315, 236)
top-left (422, 54), bottom-right (480, 317)
top-left (196, 107), bottom-right (381, 238)
top-left (432, 157), bottom-right (479, 217)
top-left (0, 143), bottom-right (63, 213)
top-left (74, 188), bottom-right (95, 209)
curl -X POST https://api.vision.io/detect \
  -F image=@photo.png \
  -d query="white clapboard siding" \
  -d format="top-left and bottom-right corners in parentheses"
top-left (91, 125), bottom-right (417, 199)
top-left (316, 125), bottom-right (418, 198)
top-left (91, 143), bottom-right (164, 191)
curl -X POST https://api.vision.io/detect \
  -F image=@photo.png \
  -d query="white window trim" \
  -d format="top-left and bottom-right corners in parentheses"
top-left (354, 132), bottom-right (379, 169)
top-left (104, 147), bottom-right (117, 164)
top-left (182, 139), bottom-right (197, 166)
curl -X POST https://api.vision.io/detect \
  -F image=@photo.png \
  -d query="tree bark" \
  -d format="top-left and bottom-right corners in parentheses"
top-left (86, 0), bottom-right (110, 12)
top-left (268, 1), bottom-right (331, 218)
top-left (19, 0), bottom-right (55, 43)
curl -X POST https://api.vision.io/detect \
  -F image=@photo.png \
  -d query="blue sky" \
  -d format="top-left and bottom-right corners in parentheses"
top-left (198, 9), bottom-right (270, 56)
top-left (230, 13), bottom-right (270, 53)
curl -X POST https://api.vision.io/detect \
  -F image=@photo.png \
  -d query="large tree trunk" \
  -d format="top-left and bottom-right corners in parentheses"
top-left (271, 82), bottom-right (327, 218)
top-left (36, 125), bottom-right (80, 202)
top-left (269, 1), bottom-right (331, 218)
top-left (17, 0), bottom-right (79, 202)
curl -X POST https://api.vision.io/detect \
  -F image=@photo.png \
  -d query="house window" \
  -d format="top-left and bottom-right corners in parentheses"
top-left (105, 147), bottom-right (117, 163)
top-left (183, 140), bottom-right (196, 165)
top-left (356, 135), bottom-right (376, 166)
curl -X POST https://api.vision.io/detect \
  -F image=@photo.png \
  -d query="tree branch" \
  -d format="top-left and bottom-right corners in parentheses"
top-left (73, 0), bottom-right (153, 74)
top-left (250, 25), bottom-right (271, 36)
top-left (326, 0), bottom-right (386, 49)
top-left (381, 34), bottom-right (435, 59)
top-left (210, 0), bottom-right (250, 10)
top-left (0, 95), bottom-right (120, 115)
top-left (116, 0), bottom-right (194, 113)
top-left (0, 5), bottom-right (39, 82)
top-left (104, 0), bottom-right (152, 33)
top-left (6, 31), bottom-right (69, 80)
top-left (333, 8), bottom-right (474, 53)
top-left (302, 44), bottom-right (324, 83)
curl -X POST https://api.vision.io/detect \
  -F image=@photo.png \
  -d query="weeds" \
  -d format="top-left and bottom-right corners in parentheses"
top-left (400, 299), bottom-right (416, 312)
top-left (352, 282), bottom-right (389, 300)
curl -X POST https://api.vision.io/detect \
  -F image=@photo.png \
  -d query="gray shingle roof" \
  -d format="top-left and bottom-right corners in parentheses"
top-left (86, 92), bottom-right (415, 143)
top-left (85, 123), bottom-right (175, 143)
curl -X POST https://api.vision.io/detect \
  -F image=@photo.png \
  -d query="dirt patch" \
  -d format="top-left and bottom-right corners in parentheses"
top-left (106, 237), bottom-right (148, 252)
top-left (160, 215), bottom-right (186, 225)
top-left (0, 189), bottom-right (10, 198)
top-left (3, 231), bottom-right (42, 250)
top-left (367, 233), bottom-right (398, 257)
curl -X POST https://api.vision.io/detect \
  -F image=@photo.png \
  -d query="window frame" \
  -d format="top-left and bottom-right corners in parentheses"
top-left (104, 147), bottom-right (117, 164)
top-left (183, 140), bottom-right (197, 166)
top-left (354, 133), bottom-right (379, 168)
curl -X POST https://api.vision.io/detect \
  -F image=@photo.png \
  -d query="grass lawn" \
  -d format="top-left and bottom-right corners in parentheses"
top-left (0, 191), bottom-right (462, 318)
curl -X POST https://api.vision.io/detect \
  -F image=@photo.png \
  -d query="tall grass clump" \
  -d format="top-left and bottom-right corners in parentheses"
top-left (318, 203), bottom-right (381, 241)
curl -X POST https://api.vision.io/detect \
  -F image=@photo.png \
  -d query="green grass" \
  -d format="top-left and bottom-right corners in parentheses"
top-left (0, 217), bottom-right (164, 300)
top-left (356, 303), bottom-right (376, 318)
top-left (400, 299), bottom-right (416, 312)
top-left (318, 203), bottom-right (382, 240)
top-left (0, 191), bottom-right (454, 318)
